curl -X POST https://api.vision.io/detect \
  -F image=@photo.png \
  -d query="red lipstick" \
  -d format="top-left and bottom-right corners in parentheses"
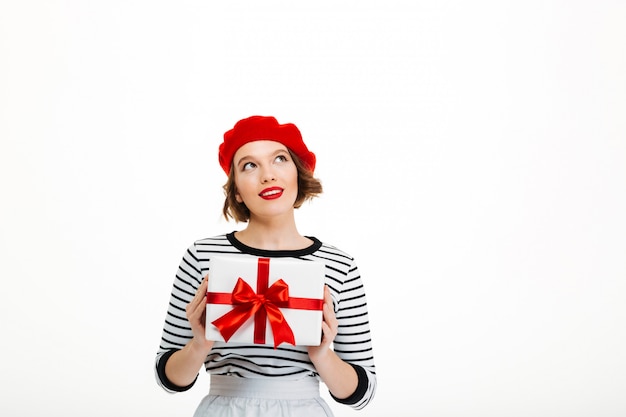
top-left (259, 187), bottom-right (284, 200)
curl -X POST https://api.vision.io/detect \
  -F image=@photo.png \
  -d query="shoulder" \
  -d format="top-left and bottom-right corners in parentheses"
top-left (311, 239), bottom-right (358, 274)
top-left (188, 233), bottom-right (240, 258)
top-left (193, 234), bottom-right (231, 247)
top-left (314, 239), bottom-right (355, 262)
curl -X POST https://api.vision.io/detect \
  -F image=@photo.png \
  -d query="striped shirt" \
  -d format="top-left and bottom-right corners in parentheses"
top-left (155, 232), bottom-right (377, 410)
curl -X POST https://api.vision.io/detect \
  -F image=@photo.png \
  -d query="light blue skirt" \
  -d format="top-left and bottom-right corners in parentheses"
top-left (193, 375), bottom-right (334, 417)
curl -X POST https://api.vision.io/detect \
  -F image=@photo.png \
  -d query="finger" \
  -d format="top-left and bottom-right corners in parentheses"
top-left (192, 297), bottom-right (207, 324)
top-left (199, 275), bottom-right (209, 294)
top-left (324, 306), bottom-right (338, 337)
top-left (187, 275), bottom-right (209, 314)
top-left (324, 286), bottom-right (336, 312)
top-left (319, 321), bottom-right (335, 347)
top-left (319, 322), bottom-right (329, 343)
top-left (188, 299), bottom-right (208, 336)
top-left (323, 300), bottom-right (337, 323)
top-left (192, 275), bottom-right (209, 303)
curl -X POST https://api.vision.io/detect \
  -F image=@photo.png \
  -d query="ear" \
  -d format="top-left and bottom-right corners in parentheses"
top-left (235, 192), bottom-right (243, 203)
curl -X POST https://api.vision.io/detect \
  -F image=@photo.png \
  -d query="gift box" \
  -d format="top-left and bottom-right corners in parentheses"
top-left (206, 256), bottom-right (325, 348)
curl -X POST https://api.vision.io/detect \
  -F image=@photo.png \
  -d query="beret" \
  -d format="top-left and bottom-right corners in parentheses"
top-left (219, 116), bottom-right (316, 175)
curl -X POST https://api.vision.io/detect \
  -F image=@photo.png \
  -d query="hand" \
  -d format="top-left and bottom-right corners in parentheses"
top-left (185, 275), bottom-right (214, 353)
top-left (308, 285), bottom-right (338, 363)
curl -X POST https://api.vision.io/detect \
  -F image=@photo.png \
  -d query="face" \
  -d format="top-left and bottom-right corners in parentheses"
top-left (232, 140), bottom-right (299, 220)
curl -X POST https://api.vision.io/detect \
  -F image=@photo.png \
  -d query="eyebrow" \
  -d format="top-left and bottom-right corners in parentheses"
top-left (236, 147), bottom-right (289, 168)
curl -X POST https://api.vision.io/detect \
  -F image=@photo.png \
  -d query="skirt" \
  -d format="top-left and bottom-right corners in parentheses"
top-left (192, 375), bottom-right (335, 417)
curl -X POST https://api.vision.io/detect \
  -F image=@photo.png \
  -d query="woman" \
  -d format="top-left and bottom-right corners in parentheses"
top-left (155, 116), bottom-right (376, 416)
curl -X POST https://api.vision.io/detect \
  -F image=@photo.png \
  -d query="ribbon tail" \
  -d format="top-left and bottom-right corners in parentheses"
top-left (211, 303), bottom-right (259, 342)
top-left (265, 304), bottom-right (295, 349)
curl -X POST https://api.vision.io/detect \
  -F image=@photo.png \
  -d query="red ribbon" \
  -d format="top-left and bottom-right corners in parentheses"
top-left (207, 258), bottom-right (324, 349)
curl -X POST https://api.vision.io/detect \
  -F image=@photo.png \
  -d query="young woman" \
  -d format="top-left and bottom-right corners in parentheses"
top-left (155, 116), bottom-right (376, 416)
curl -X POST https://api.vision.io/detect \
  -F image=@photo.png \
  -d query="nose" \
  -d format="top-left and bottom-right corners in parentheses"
top-left (260, 166), bottom-right (276, 183)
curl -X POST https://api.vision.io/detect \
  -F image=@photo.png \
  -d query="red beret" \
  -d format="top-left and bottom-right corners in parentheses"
top-left (218, 116), bottom-right (316, 175)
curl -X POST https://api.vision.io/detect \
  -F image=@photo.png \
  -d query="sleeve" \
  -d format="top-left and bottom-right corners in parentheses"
top-left (154, 243), bottom-right (204, 393)
top-left (328, 259), bottom-right (377, 409)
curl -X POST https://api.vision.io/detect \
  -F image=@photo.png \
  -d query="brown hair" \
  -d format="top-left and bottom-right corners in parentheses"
top-left (222, 149), bottom-right (323, 222)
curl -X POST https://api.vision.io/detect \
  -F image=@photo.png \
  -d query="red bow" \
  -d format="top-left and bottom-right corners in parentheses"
top-left (211, 276), bottom-right (296, 348)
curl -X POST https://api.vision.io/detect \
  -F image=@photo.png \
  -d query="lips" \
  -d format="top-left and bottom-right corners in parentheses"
top-left (259, 187), bottom-right (284, 200)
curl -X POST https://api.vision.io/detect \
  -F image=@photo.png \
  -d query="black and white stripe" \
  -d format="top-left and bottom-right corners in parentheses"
top-left (155, 233), bottom-right (376, 410)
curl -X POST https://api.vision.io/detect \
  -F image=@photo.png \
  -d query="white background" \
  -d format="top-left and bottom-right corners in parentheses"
top-left (1, 1), bottom-right (625, 416)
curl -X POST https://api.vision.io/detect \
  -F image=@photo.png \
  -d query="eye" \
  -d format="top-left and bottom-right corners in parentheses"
top-left (242, 161), bottom-right (256, 171)
top-left (274, 154), bottom-right (289, 163)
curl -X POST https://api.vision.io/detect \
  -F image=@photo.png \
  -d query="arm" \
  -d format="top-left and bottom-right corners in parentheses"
top-left (308, 286), bottom-right (359, 398)
top-left (308, 260), bottom-right (377, 409)
top-left (155, 245), bottom-right (212, 392)
top-left (164, 276), bottom-right (215, 387)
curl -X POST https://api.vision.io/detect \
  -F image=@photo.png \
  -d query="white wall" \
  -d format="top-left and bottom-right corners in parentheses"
top-left (1, 1), bottom-right (625, 416)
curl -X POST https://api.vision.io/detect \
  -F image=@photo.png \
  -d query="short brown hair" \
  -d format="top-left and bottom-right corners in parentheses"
top-left (222, 149), bottom-right (323, 222)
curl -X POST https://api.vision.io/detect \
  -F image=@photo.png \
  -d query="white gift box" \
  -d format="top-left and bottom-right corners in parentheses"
top-left (206, 256), bottom-right (325, 348)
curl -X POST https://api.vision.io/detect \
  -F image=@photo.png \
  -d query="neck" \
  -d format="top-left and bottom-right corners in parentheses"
top-left (235, 213), bottom-right (311, 251)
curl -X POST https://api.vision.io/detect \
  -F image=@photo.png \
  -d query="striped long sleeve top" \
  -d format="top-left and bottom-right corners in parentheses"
top-left (155, 232), bottom-right (376, 410)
